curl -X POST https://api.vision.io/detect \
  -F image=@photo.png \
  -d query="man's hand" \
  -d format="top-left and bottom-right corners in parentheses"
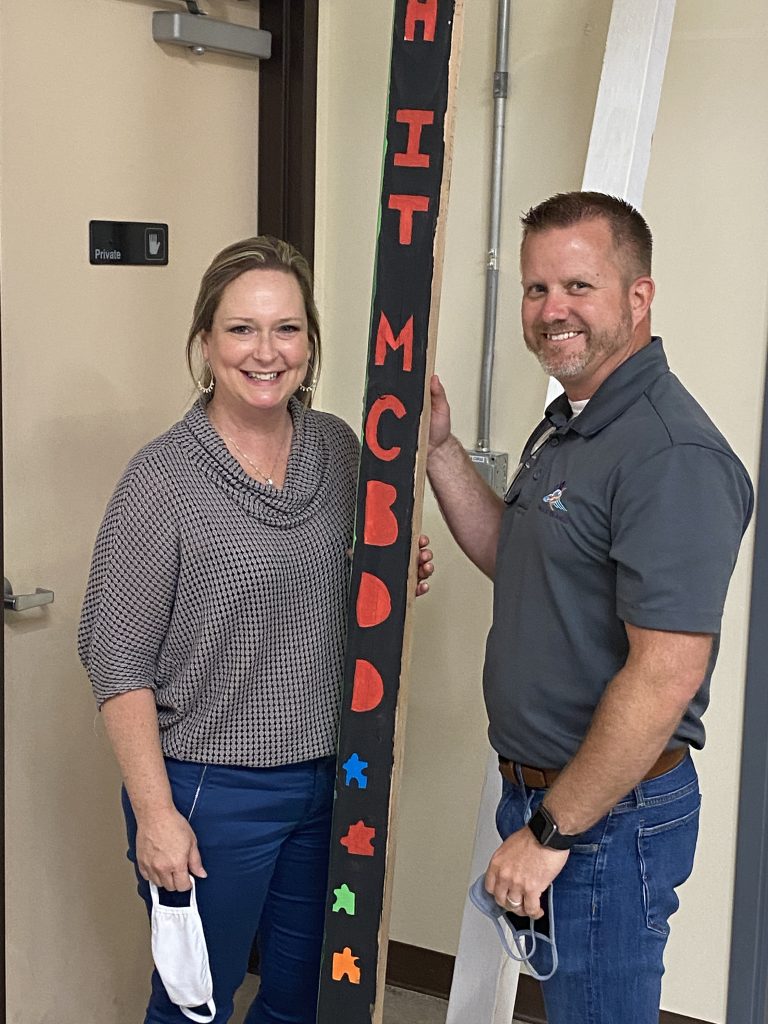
top-left (428, 374), bottom-right (452, 455)
top-left (485, 826), bottom-right (569, 919)
top-left (415, 534), bottom-right (434, 596)
top-left (136, 807), bottom-right (207, 891)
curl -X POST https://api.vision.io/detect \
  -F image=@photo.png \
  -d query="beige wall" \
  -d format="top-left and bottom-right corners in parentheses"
top-left (316, 1), bottom-right (768, 1021)
top-left (643, 3), bottom-right (768, 1017)
top-left (1, 1), bottom-right (260, 1020)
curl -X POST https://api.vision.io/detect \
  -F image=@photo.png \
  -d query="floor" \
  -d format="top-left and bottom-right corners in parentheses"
top-left (232, 976), bottom-right (449, 1022)
top-left (382, 986), bottom-right (448, 1023)
top-left (232, 975), bottom-right (525, 1023)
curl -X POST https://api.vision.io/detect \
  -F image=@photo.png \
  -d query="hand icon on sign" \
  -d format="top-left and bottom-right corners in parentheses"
top-left (145, 227), bottom-right (165, 260)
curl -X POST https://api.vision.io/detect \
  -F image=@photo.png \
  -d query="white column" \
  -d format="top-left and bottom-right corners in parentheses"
top-left (446, 750), bottom-right (519, 1024)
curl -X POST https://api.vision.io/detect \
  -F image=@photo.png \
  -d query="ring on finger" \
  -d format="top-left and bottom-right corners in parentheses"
top-left (506, 895), bottom-right (523, 908)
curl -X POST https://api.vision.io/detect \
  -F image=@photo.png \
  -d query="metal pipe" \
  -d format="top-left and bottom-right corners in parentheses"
top-left (476, 0), bottom-right (511, 451)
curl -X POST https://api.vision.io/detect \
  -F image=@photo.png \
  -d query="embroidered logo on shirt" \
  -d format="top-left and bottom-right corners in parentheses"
top-left (542, 482), bottom-right (568, 513)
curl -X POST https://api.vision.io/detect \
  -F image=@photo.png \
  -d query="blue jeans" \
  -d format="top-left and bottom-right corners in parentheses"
top-left (496, 753), bottom-right (700, 1024)
top-left (122, 756), bottom-right (335, 1024)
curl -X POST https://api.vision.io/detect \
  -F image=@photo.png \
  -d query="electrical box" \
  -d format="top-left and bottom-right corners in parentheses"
top-left (467, 449), bottom-right (508, 497)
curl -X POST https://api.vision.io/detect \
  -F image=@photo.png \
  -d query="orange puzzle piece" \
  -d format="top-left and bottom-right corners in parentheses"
top-left (331, 947), bottom-right (361, 985)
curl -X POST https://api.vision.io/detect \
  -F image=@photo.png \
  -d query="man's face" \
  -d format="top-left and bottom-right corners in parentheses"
top-left (520, 218), bottom-right (651, 399)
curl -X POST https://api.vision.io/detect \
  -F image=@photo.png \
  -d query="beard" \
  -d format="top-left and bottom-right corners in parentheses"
top-left (527, 308), bottom-right (634, 382)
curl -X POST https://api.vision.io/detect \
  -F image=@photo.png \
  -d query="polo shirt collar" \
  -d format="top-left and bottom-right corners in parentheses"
top-left (544, 337), bottom-right (669, 437)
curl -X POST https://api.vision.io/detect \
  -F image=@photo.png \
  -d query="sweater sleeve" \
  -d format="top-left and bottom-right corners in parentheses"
top-left (78, 453), bottom-right (181, 707)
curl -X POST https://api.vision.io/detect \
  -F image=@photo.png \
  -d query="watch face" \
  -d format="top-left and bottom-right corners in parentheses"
top-left (530, 807), bottom-right (557, 846)
top-left (529, 806), bottom-right (574, 849)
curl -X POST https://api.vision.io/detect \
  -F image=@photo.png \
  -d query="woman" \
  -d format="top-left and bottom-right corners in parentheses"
top-left (79, 236), bottom-right (433, 1024)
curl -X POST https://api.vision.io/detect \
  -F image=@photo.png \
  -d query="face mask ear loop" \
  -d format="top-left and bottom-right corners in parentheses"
top-left (180, 1003), bottom-right (217, 1023)
top-left (468, 880), bottom-right (536, 963)
top-left (149, 877), bottom-right (195, 905)
top-left (531, 885), bottom-right (559, 982)
top-left (495, 914), bottom-right (538, 964)
top-left (520, 886), bottom-right (559, 983)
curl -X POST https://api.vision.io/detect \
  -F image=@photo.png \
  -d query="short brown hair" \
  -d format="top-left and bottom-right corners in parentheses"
top-left (186, 236), bottom-right (320, 407)
top-left (521, 191), bottom-right (653, 279)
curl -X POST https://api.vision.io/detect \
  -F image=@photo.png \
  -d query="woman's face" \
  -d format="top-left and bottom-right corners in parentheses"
top-left (202, 268), bottom-right (310, 420)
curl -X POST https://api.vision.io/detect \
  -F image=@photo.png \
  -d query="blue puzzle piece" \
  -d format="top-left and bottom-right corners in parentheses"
top-left (342, 752), bottom-right (369, 789)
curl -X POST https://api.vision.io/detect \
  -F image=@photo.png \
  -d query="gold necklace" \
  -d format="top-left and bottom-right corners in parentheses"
top-left (224, 430), bottom-right (288, 486)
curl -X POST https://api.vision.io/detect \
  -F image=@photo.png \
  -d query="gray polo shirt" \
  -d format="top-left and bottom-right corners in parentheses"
top-left (484, 338), bottom-right (753, 769)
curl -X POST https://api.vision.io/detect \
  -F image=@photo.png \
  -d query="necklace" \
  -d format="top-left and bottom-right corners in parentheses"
top-left (224, 430), bottom-right (289, 486)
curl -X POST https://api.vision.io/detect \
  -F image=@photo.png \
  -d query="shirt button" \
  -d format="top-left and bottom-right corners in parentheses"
top-left (533, 471), bottom-right (540, 480)
top-left (550, 437), bottom-right (560, 447)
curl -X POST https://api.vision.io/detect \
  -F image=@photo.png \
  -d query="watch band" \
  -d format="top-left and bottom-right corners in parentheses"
top-left (527, 805), bottom-right (581, 851)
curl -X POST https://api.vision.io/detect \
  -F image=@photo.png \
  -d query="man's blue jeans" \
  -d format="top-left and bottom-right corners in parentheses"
top-left (496, 752), bottom-right (700, 1024)
top-left (123, 756), bottom-right (336, 1024)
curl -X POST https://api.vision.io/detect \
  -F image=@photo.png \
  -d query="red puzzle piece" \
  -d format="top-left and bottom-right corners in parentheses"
top-left (340, 820), bottom-right (376, 856)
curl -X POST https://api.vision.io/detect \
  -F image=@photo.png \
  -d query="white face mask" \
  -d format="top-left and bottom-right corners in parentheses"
top-left (150, 879), bottom-right (217, 1023)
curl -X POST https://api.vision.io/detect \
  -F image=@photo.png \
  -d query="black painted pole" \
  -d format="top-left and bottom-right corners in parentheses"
top-left (316, 2), bottom-right (463, 1022)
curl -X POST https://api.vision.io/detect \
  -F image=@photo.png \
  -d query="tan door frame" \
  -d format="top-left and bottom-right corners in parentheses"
top-left (258, 0), bottom-right (319, 267)
top-left (0, 287), bottom-right (6, 1016)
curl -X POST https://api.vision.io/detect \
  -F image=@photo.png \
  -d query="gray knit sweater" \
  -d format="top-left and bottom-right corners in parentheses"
top-left (79, 397), bottom-right (359, 767)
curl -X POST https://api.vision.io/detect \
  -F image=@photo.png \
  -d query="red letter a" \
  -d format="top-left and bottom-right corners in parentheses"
top-left (405, 0), bottom-right (437, 42)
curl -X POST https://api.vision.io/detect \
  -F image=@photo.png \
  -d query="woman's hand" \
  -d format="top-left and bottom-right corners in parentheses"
top-left (136, 807), bottom-right (207, 891)
top-left (415, 534), bottom-right (434, 596)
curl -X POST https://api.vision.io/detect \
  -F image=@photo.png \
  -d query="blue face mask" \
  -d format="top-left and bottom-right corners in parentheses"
top-left (468, 875), bottom-right (559, 982)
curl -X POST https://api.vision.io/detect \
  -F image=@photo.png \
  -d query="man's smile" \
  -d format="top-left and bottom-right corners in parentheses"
top-left (543, 330), bottom-right (583, 342)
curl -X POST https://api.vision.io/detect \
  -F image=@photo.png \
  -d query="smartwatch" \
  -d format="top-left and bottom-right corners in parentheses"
top-left (527, 804), bottom-right (581, 851)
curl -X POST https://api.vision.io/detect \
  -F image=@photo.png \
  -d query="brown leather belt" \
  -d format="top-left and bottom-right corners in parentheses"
top-left (498, 745), bottom-right (688, 790)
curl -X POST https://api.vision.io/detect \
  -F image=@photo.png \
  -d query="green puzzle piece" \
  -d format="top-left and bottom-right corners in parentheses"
top-left (332, 883), bottom-right (356, 916)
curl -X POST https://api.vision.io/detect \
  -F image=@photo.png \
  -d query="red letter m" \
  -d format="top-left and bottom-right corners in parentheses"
top-left (375, 312), bottom-right (413, 372)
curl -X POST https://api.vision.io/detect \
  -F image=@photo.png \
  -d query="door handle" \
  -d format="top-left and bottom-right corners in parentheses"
top-left (4, 577), bottom-right (55, 611)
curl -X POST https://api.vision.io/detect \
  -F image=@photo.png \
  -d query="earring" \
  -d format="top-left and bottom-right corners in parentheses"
top-left (197, 363), bottom-right (215, 395)
top-left (299, 358), bottom-right (317, 394)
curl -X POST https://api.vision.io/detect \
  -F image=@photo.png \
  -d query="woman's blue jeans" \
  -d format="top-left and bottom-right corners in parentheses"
top-left (122, 756), bottom-right (335, 1024)
top-left (496, 752), bottom-right (700, 1024)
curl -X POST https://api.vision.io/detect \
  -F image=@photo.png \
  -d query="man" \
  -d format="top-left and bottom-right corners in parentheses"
top-left (427, 192), bottom-right (753, 1022)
